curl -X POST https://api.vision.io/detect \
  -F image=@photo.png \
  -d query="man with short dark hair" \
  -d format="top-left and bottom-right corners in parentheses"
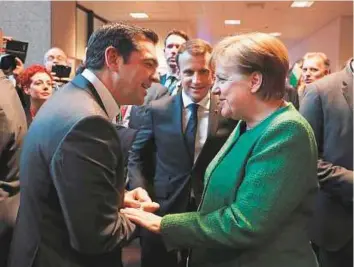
top-left (128, 39), bottom-right (237, 267)
top-left (8, 23), bottom-right (159, 267)
top-left (160, 29), bottom-right (189, 94)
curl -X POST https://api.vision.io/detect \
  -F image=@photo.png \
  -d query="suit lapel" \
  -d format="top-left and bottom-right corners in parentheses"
top-left (71, 74), bottom-right (109, 117)
top-left (173, 93), bottom-right (194, 163)
top-left (204, 123), bottom-right (241, 184)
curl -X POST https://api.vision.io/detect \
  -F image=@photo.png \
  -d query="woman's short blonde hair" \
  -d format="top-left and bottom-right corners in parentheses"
top-left (212, 32), bottom-right (289, 100)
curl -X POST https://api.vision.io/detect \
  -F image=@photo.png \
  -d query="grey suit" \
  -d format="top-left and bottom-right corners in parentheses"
top-left (8, 74), bottom-right (135, 267)
top-left (0, 70), bottom-right (27, 267)
top-left (300, 59), bottom-right (353, 267)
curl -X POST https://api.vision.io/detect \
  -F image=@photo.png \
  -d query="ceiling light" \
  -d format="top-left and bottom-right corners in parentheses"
top-left (224, 20), bottom-right (241, 25)
top-left (269, 32), bottom-right (282, 37)
top-left (291, 1), bottom-right (314, 8)
top-left (130, 13), bottom-right (149, 19)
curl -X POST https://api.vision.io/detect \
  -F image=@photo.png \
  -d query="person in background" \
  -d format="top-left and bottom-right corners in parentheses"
top-left (160, 29), bottom-right (189, 95)
top-left (123, 32), bottom-right (319, 267)
top-left (43, 47), bottom-right (71, 89)
top-left (300, 58), bottom-right (353, 267)
top-left (0, 69), bottom-right (27, 267)
top-left (127, 38), bottom-right (237, 267)
top-left (18, 64), bottom-right (53, 126)
top-left (299, 52), bottom-right (330, 101)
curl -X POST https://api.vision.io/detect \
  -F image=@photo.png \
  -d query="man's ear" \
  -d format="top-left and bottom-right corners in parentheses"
top-left (104, 46), bottom-right (121, 71)
top-left (249, 71), bottom-right (263, 94)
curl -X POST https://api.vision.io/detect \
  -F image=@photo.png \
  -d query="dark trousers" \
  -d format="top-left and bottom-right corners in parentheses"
top-left (0, 228), bottom-right (13, 267)
top-left (313, 240), bottom-right (353, 267)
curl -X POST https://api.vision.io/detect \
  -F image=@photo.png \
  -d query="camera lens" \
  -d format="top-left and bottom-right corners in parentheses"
top-left (0, 54), bottom-right (17, 72)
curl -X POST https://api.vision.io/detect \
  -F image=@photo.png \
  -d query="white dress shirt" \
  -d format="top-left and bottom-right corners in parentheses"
top-left (181, 90), bottom-right (210, 163)
top-left (81, 69), bottom-right (120, 123)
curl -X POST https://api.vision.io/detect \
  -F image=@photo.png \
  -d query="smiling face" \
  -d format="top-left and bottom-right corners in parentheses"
top-left (114, 39), bottom-right (158, 105)
top-left (178, 51), bottom-right (213, 103)
top-left (24, 72), bottom-right (53, 102)
top-left (212, 63), bottom-right (253, 120)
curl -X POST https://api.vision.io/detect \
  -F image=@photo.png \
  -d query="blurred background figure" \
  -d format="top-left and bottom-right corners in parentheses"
top-left (0, 69), bottom-right (27, 267)
top-left (43, 47), bottom-right (71, 89)
top-left (299, 52), bottom-right (330, 101)
top-left (300, 58), bottom-right (353, 267)
top-left (18, 64), bottom-right (53, 126)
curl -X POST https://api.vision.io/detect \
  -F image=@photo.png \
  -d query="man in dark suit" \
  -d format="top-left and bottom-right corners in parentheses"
top-left (8, 23), bottom-right (159, 267)
top-left (0, 69), bottom-right (27, 267)
top-left (300, 58), bottom-right (353, 267)
top-left (128, 39), bottom-right (237, 267)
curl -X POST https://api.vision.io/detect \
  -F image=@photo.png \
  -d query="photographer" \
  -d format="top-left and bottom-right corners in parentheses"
top-left (43, 47), bottom-right (71, 90)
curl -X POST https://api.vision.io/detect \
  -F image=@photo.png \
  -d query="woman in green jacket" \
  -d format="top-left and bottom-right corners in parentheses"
top-left (122, 32), bottom-right (319, 267)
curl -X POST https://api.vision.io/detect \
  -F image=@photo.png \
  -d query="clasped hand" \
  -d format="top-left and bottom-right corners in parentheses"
top-left (122, 187), bottom-right (162, 233)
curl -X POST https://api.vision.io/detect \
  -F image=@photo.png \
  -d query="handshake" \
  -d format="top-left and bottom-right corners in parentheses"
top-left (122, 187), bottom-right (163, 234)
top-left (123, 187), bottom-right (159, 212)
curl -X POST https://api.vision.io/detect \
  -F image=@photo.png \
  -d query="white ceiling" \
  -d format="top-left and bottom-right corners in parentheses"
top-left (78, 1), bottom-right (353, 47)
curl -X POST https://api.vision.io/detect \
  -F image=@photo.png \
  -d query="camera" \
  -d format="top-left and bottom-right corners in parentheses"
top-left (52, 64), bottom-right (71, 78)
top-left (0, 54), bottom-right (17, 73)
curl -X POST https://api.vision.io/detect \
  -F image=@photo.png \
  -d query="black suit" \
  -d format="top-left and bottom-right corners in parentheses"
top-left (8, 74), bottom-right (135, 267)
top-left (128, 92), bottom-right (237, 267)
top-left (300, 59), bottom-right (353, 267)
top-left (0, 70), bottom-right (27, 267)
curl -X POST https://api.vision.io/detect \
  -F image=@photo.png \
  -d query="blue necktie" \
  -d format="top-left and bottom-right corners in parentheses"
top-left (185, 103), bottom-right (199, 161)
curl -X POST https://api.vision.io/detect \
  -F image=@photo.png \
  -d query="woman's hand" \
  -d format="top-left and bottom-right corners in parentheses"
top-left (121, 208), bottom-right (162, 234)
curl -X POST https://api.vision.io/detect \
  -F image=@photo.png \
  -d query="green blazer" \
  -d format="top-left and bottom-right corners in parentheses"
top-left (161, 104), bottom-right (319, 267)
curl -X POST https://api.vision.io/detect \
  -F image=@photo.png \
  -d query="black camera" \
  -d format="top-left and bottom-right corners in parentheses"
top-left (52, 64), bottom-right (71, 78)
top-left (0, 54), bottom-right (17, 72)
top-left (5, 40), bottom-right (28, 63)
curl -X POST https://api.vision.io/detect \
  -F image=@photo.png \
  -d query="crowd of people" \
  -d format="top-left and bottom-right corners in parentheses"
top-left (0, 22), bottom-right (352, 267)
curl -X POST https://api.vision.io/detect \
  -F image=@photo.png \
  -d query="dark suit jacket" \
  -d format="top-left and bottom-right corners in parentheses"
top-left (128, 92), bottom-right (237, 215)
top-left (300, 59), bottom-right (353, 251)
top-left (8, 74), bottom-right (135, 267)
top-left (0, 70), bottom-right (27, 267)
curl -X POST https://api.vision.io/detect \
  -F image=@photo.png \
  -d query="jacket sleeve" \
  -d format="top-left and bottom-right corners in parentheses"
top-left (160, 120), bottom-right (318, 250)
top-left (300, 85), bottom-right (353, 205)
top-left (50, 116), bottom-right (135, 254)
top-left (127, 105), bottom-right (155, 190)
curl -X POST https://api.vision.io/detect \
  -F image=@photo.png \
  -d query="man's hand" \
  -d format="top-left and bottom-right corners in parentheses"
top-left (124, 187), bottom-right (159, 212)
top-left (13, 57), bottom-right (24, 76)
top-left (121, 208), bottom-right (162, 234)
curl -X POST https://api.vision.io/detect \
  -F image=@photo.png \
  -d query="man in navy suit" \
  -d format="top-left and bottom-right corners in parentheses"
top-left (300, 58), bottom-right (353, 267)
top-left (128, 39), bottom-right (237, 267)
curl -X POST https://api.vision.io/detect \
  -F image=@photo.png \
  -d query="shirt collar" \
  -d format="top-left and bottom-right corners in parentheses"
top-left (81, 69), bottom-right (120, 122)
top-left (181, 89), bottom-right (210, 110)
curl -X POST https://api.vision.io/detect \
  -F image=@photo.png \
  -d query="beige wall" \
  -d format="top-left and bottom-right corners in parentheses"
top-left (51, 1), bottom-right (76, 67)
top-left (288, 16), bottom-right (353, 71)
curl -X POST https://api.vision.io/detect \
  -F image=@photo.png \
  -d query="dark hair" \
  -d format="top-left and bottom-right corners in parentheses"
top-left (85, 22), bottom-right (158, 70)
top-left (213, 32), bottom-right (289, 100)
top-left (164, 29), bottom-right (189, 47)
top-left (18, 64), bottom-right (53, 89)
top-left (176, 39), bottom-right (213, 69)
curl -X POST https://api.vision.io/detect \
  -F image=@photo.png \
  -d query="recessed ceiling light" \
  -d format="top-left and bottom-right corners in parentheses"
top-left (130, 13), bottom-right (149, 19)
top-left (291, 1), bottom-right (314, 8)
top-left (269, 32), bottom-right (282, 37)
top-left (224, 20), bottom-right (241, 25)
